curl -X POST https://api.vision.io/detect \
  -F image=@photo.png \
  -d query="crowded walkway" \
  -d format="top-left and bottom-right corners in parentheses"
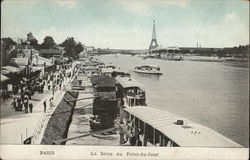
top-left (0, 62), bottom-right (77, 144)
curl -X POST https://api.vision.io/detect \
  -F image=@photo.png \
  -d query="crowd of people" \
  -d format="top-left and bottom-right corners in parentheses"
top-left (2, 61), bottom-right (75, 115)
top-left (12, 93), bottom-right (33, 113)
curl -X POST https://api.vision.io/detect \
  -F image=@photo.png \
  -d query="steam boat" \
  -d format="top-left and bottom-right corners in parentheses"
top-left (133, 65), bottom-right (162, 75)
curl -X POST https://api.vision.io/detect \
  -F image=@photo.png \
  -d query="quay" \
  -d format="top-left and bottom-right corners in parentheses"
top-left (0, 61), bottom-right (79, 144)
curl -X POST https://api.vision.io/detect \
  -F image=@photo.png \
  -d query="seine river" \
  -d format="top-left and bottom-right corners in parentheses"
top-left (95, 54), bottom-right (249, 147)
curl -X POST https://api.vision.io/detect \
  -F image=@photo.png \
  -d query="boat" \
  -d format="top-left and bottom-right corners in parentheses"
top-left (149, 46), bottom-right (184, 61)
top-left (89, 75), bottom-right (118, 130)
top-left (101, 67), bottom-right (130, 78)
top-left (117, 77), bottom-right (146, 107)
top-left (120, 106), bottom-right (243, 147)
top-left (133, 65), bottom-right (162, 75)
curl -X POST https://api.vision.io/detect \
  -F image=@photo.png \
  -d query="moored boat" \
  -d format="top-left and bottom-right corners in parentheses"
top-left (133, 65), bottom-right (162, 75)
top-left (89, 75), bottom-right (118, 130)
top-left (117, 77), bottom-right (146, 107)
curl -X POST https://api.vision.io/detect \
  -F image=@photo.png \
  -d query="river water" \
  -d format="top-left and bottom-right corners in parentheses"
top-left (95, 54), bottom-right (249, 147)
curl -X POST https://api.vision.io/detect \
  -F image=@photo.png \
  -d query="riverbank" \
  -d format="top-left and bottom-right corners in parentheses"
top-left (40, 91), bottom-right (79, 145)
top-left (184, 55), bottom-right (249, 64)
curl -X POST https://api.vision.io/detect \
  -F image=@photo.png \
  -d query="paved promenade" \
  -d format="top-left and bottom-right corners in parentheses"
top-left (0, 65), bottom-right (77, 144)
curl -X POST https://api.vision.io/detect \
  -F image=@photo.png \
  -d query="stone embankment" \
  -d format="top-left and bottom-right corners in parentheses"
top-left (40, 91), bottom-right (79, 145)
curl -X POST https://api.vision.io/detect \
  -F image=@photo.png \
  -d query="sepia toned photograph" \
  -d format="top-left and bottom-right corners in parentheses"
top-left (0, 0), bottom-right (249, 159)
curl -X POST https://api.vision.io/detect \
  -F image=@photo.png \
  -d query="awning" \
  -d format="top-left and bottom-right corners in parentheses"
top-left (1, 74), bottom-right (10, 82)
top-left (1, 66), bottom-right (24, 73)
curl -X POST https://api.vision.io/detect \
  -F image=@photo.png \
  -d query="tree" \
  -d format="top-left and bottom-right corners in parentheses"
top-left (1, 38), bottom-right (17, 66)
top-left (27, 32), bottom-right (39, 49)
top-left (75, 42), bottom-right (84, 55)
top-left (1, 37), bottom-right (16, 48)
top-left (41, 36), bottom-right (56, 49)
top-left (60, 37), bottom-right (84, 59)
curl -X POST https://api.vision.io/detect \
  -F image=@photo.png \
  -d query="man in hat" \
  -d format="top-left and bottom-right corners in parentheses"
top-left (29, 101), bottom-right (33, 113)
top-left (43, 99), bottom-right (47, 113)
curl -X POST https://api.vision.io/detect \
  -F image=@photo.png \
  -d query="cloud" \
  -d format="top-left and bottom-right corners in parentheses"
top-left (158, 12), bottom-right (249, 47)
top-left (114, 0), bottom-right (190, 16)
top-left (50, 0), bottom-right (79, 8)
top-left (37, 12), bottom-right (248, 49)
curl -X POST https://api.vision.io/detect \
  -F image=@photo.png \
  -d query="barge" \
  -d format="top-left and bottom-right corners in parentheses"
top-left (89, 75), bottom-right (118, 130)
top-left (117, 77), bottom-right (146, 107)
top-left (119, 106), bottom-right (242, 147)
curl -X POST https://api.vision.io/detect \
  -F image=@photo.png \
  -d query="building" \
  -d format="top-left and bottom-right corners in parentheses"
top-left (39, 49), bottom-right (63, 63)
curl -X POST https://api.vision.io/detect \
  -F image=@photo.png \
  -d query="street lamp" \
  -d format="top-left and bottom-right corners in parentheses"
top-left (26, 41), bottom-right (33, 89)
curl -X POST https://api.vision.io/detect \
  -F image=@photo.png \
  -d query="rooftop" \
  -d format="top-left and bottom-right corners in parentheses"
top-left (90, 75), bottom-right (117, 87)
top-left (39, 49), bottom-right (62, 55)
top-left (117, 77), bottom-right (144, 90)
top-left (1, 66), bottom-right (24, 74)
top-left (125, 106), bottom-right (242, 148)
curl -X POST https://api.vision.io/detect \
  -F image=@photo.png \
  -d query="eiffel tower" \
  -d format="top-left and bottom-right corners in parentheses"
top-left (149, 20), bottom-right (158, 52)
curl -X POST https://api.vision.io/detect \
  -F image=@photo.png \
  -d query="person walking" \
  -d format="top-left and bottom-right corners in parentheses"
top-left (41, 84), bottom-right (44, 93)
top-left (12, 97), bottom-right (17, 109)
top-left (17, 97), bottom-right (22, 111)
top-left (43, 99), bottom-right (47, 113)
top-left (21, 92), bottom-right (25, 103)
top-left (2, 91), bottom-right (6, 104)
top-left (24, 95), bottom-right (29, 113)
top-left (49, 97), bottom-right (54, 109)
top-left (29, 102), bottom-right (33, 113)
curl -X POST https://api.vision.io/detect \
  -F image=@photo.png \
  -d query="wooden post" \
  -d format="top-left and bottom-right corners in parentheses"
top-left (153, 128), bottom-right (156, 146)
top-left (119, 99), bottom-right (124, 124)
top-left (159, 134), bottom-right (162, 147)
top-left (142, 122), bottom-right (147, 146)
top-left (26, 128), bottom-right (28, 139)
top-left (21, 134), bottom-right (23, 144)
top-left (119, 127), bottom-right (124, 145)
top-left (119, 98), bottom-right (124, 144)
top-left (163, 136), bottom-right (166, 146)
top-left (135, 118), bottom-right (139, 146)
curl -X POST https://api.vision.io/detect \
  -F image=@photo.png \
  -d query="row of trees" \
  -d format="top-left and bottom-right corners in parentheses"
top-left (1, 34), bottom-right (84, 60)
top-left (182, 45), bottom-right (249, 58)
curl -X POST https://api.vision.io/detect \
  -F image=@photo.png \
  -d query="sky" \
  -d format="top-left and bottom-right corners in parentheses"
top-left (1, 0), bottom-right (249, 49)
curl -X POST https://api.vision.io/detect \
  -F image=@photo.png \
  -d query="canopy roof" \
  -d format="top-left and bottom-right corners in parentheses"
top-left (124, 106), bottom-right (242, 148)
top-left (117, 77), bottom-right (144, 90)
top-left (39, 49), bottom-right (62, 55)
top-left (90, 75), bottom-right (117, 87)
top-left (137, 65), bottom-right (160, 68)
top-left (1, 74), bottom-right (10, 82)
top-left (1, 66), bottom-right (24, 74)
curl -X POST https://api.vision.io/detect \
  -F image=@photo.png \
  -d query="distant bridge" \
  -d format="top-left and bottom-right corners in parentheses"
top-left (90, 47), bottom-right (223, 56)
